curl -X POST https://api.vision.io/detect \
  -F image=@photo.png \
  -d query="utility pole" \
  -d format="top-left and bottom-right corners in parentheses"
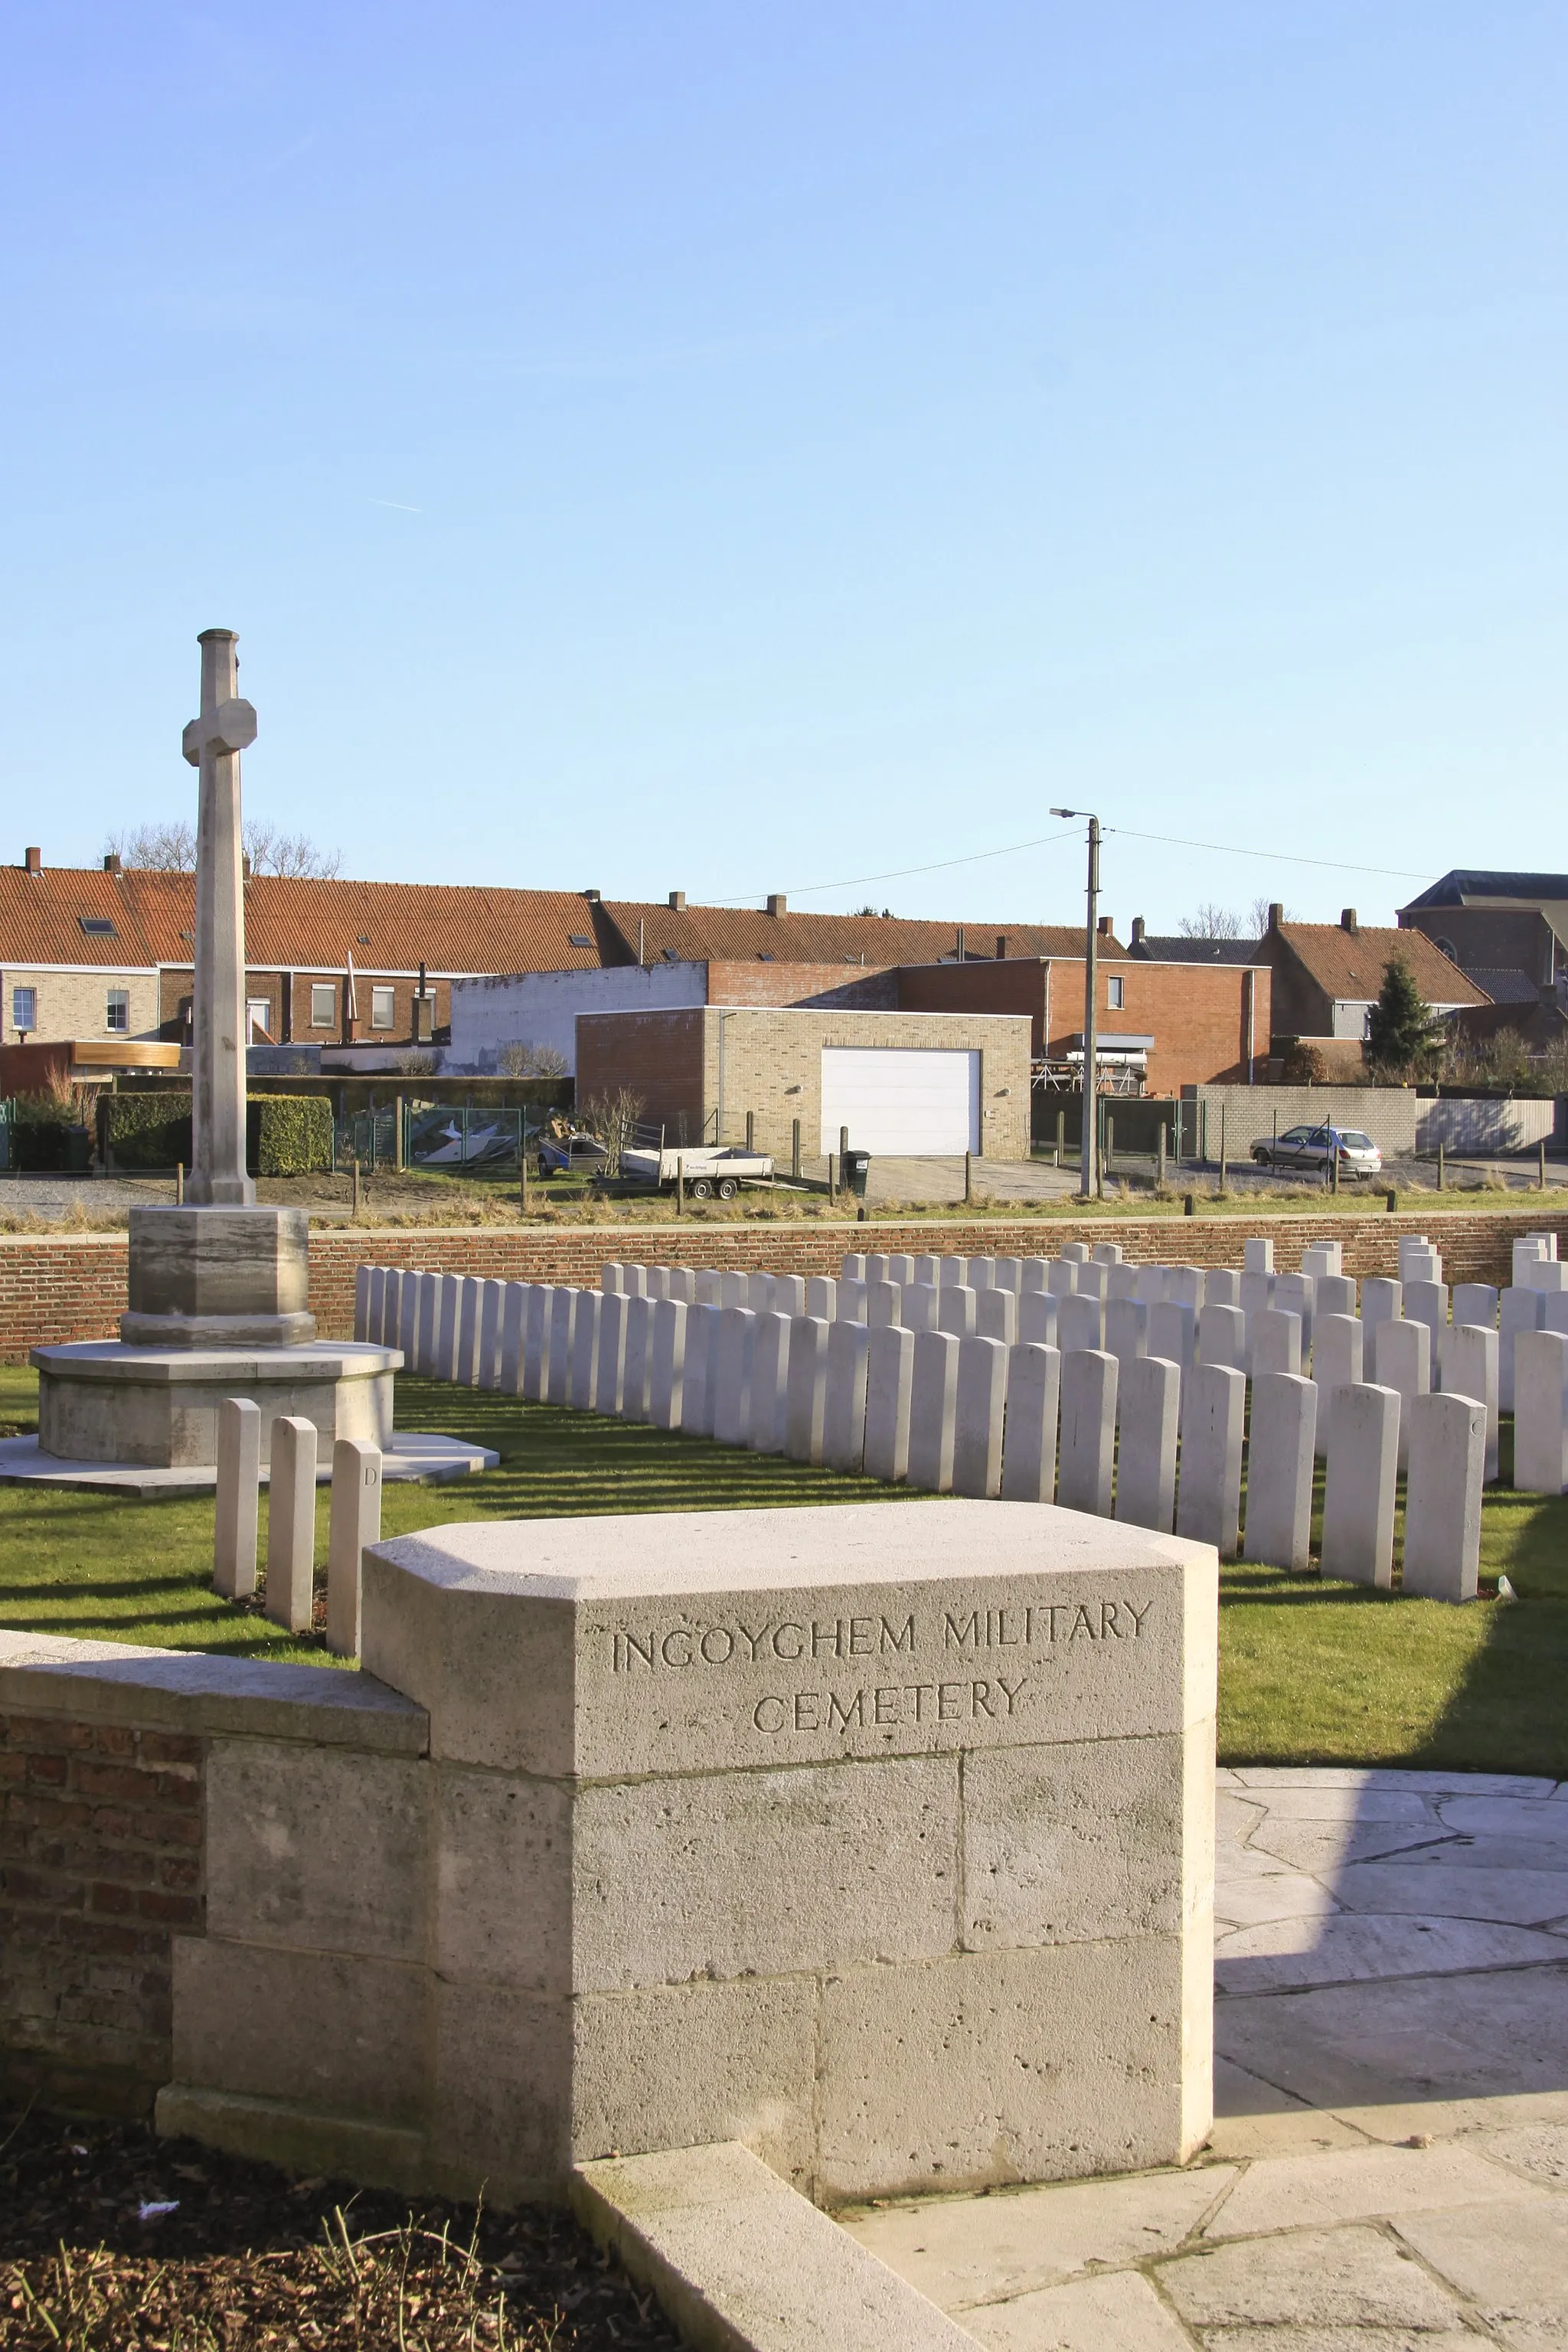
top-left (1051, 808), bottom-right (1101, 1199)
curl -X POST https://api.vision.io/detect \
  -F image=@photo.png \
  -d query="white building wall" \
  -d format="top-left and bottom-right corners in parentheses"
top-left (449, 962), bottom-right (708, 1075)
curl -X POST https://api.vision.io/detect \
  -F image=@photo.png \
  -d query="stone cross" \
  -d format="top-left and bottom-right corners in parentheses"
top-left (182, 629), bottom-right (257, 1206)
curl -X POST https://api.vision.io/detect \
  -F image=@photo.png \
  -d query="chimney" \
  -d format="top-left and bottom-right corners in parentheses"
top-left (995, 933), bottom-right (1008, 960)
top-left (668, 890), bottom-right (686, 910)
top-left (956, 926), bottom-right (965, 962)
top-left (1268, 902), bottom-right (1284, 931)
top-left (583, 887), bottom-right (601, 903)
top-left (1341, 907), bottom-right (1358, 934)
top-left (242, 854), bottom-right (253, 879)
top-left (1097, 915), bottom-right (1112, 938)
top-left (1131, 916), bottom-right (1146, 946)
top-left (766, 893), bottom-right (787, 916)
top-left (103, 852), bottom-right (122, 874)
top-left (24, 846), bottom-right (41, 874)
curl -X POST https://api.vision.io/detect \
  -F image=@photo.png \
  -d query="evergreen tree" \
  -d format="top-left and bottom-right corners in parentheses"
top-left (1366, 956), bottom-right (1445, 1077)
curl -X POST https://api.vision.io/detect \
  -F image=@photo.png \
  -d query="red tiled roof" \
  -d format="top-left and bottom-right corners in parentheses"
top-left (1274, 923), bottom-right (1490, 1006)
top-left (600, 902), bottom-right (1105, 967)
top-left (0, 864), bottom-right (613, 975)
top-left (0, 861), bottom-right (1104, 979)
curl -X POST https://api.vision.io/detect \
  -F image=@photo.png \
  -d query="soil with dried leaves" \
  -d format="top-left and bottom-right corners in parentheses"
top-left (1, 2109), bottom-right (682, 2350)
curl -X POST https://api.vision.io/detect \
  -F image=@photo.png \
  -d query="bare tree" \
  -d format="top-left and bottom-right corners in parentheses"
top-left (241, 822), bottom-right (342, 879)
top-left (579, 1086), bottom-right (645, 1176)
top-left (103, 819), bottom-right (341, 877)
top-left (1249, 896), bottom-right (1289, 936)
top-left (495, 1040), bottom-right (569, 1080)
top-left (1177, 902), bottom-right (1243, 940)
top-left (103, 822), bottom-right (197, 871)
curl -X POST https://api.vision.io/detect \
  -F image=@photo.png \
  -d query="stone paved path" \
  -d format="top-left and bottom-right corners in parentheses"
top-left (844, 1767), bottom-right (1568, 2347)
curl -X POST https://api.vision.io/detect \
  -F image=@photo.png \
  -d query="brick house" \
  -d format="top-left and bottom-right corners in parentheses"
top-left (1254, 905), bottom-right (1488, 1053)
top-left (576, 1004), bottom-right (1034, 1165)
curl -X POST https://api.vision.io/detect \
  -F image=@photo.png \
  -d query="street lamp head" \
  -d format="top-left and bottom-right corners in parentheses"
top-left (1049, 807), bottom-right (1078, 818)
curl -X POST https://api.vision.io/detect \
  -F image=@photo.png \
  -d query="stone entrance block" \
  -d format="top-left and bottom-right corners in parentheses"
top-left (321, 1498), bottom-right (1218, 2204)
top-left (120, 1205), bottom-right (315, 1350)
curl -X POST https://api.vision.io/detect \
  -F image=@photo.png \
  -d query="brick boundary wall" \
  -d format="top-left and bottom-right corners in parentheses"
top-left (0, 1713), bottom-right (204, 2115)
top-left (4, 1207), bottom-right (1566, 1361)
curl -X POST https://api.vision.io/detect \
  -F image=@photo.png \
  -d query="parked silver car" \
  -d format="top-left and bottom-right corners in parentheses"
top-left (1250, 1123), bottom-right (1383, 1177)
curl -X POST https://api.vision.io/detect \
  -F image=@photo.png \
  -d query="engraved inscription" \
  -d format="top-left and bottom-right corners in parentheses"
top-left (603, 1594), bottom-right (1158, 1743)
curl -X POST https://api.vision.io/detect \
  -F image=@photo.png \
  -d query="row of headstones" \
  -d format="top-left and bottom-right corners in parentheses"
top-left (351, 1253), bottom-right (1500, 1598)
top-left (210, 1398), bottom-right (382, 1652)
top-left (355, 1222), bottom-right (1566, 1497)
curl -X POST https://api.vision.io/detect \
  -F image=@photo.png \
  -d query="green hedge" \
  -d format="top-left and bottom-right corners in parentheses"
top-left (251, 1093), bottom-right (333, 1176)
top-left (103, 1093), bottom-right (333, 1176)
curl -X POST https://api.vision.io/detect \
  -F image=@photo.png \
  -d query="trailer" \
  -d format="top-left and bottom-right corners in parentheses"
top-left (619, 1140), bottom-right (774, 1199)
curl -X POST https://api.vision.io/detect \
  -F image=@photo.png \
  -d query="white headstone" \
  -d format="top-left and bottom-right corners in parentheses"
top-left (326, 1436), bottom-right (381, 1658)
top-left (887, 1253), bottom-right (916, 1286)
top-left (1501, 1285), bottom-right (1547, 1413)
top-left (682, 1302), bottom-right (724, 1437)
top-left (1018, 1289), bottom-right (1057, 1348)
top-left (952, 1337), bottom-right (1007, 1498)
top-left (1442, 1323), bottom-right (1498, 1481)
top-left (1091, 1241), bottom-right (1123, 1266)
top-left (822, 1318), bottom-right (871, 1473)
top-left (1060, 1241), bottom-right (1091, 1264)
top-left (1197, 1304), bottom-right (1246, 1373)
top-left (1047, 1259), bottom-right (1078, 1301)
top-left (1361, 1276), bottom-right (1402, 1345)
top-left (1300, 1241), bottom-right (1342, 1279)
top-left (596, 1291), bottom-right (629, 1415)
top-left (504, 1282), bottom-right (533, 1398)
top-left (1514, 1328), bottom-right (1568, 1494)
top-left (906, 1329), bottom-right (960, 1492)
top-left (455, 1276), bottom-right (484, 1385)
top-left (355, 1264), bottom-right (376, 1344)
top-left (748, 1311), bottom-right (792, 1453)
top-left (477, 1278), bottom-right (505, 1389)
top-left (863, 1323), bottom-right (913, 1483)
top-left (1272, 1272), bottom-right (1315, 1358)
top-left (720, 1270), bottom-right (749, 1311)
top-left (913, 1253), bottom-right (941, 1286)
top-left (1371, 1315), bottom-right (1429, 1472)
top-left (523, 1284), bottom-right (550, 1401)
top-left (266, 1414), bottom-right (317, 1633)
top-left (938, 1284), bottom-right (978, 1340)
top-left (1106, 1264), bottom-right (1141, 1304)
top-left (545, 1289), bottom-right (578, 1403)
top-left (774, 1274), bottom-right (807, 1318)
top-left (397, 1269), bottom-right (420, 1364)
top-left (866, 1278), bottom-right (902, 1329)
top-left (1115, 1354), bottom-right (1179, 1533)
top-left (969, 1257), bottom-right (995, 1292)
top-left (901, 1282), bottom-right (939, 1333)
top-left (622, 1295), bottom-right (654, 1421)
top-left (436, 1276), bottom-right (462, 1380)
top-left (694, 1269), bottom-right (724, 1307)
top-left (1204, 1269), bottom-right (1240, 1312)
top-left (713, 1306), bottom-right (756, 1446)
top-left (1320, 1383), bottom-right (1398, 1588)
top-left (1403, 1279), bottom-right (1448, 1365)
top-left (1244, 1372), bottom-right (1317, 1572)
top-left (1451, 1282), bottom-right (1498, 1333)
top-left (993, 1256), bottom-right (1023, 1294)
top-left (1243, 1237), bottom-right (1275, 1273)
top-left (1135, 1264), bottom-right (1169, 1308)
top-left (1252, 1308), bottom-right (1302, 1379)
top-left (841, 1252), bottom-right (867, 1282)
top-left (975, 1287), bottom-right (1017, 1347)
top-left (1000, 1342), bottom-right (1060, 1503)
top-left (213, 1395), bottom-right (260, 1599)
top-left (746, 1271), bottom-right (775, 1313)
top-left (570, 1291), bottom-right (602, 1410)
top-left (806, 1276), bottom-right (837, 1321)
top-left (623, 1264), bottom-right (649, 1299)
top-left (1176, 1364), bottom-right (1245, 1560)
top-left (600, 1263), bottom-right (626, 1295)
top-left (1312, 1313), bottom-right (1363, 1459)
top-left (1057, 1349), bottom-right (1117, 1517)
top-left (783, 1315), bottom-right (830, 1463)
top-left (1315, 1275), bottom-right (1357, 1321)
top-left (1403, 1393), bottom-right (1484, 1602)
top-left (1058, 1292), bottom-right (1104, 1354)
top-left (1168, 1266), bottom-right (1205, 1312)
top-left (1148, 1299), bottom-right (1195, 1372)
top-left (648, 1298), bottom-right (688, 1431)
top-left (1103, 1296), bottom-right (1147, 1377)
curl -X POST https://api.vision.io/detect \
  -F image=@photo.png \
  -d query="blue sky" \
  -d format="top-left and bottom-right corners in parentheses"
top-left (2, 3), bottom-right (1562, 930)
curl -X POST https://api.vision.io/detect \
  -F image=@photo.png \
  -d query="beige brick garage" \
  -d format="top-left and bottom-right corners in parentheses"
top-left (575, 1006), bottom-right (1034, 1166)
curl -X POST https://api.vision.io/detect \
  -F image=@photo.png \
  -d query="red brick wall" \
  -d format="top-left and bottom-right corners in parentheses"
top-left (5, 1209), bottom-right (1565, 1362)
top-left (576, 1007), bottom-right (707, 1138)
top-left (0, 1713), bottom-right (204, 2114)
top-left (896, 959), bottom-right (1272, 1093)
top-left (705, 959), bottom-right (899, 1010)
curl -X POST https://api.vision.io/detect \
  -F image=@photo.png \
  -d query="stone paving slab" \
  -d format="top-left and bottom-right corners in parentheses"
top-left (840, 1768), bottom-right (1568, 2350)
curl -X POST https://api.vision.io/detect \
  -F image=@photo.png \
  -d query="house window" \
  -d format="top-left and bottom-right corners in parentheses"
top-left (106, 988), bottom-right (130, 1033)
top-left (1436, 937), bottom-right (1457, 962)
top-left (371, 985), bottom-right (396, 1030)
top-left (1107, 975), bottom-right (1125, 1009)
top-left (11, 985), bottom-right (37, 1034)
top-left (310, 984), bottom-right (337, 1028)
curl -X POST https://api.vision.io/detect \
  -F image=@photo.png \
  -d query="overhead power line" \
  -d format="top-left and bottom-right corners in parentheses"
top-left (714, 823), bottom-right (1436, 906)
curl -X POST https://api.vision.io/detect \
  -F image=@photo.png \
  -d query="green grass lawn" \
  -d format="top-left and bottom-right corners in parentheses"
top-left (2, 1365), bottom-right (1564, 1775)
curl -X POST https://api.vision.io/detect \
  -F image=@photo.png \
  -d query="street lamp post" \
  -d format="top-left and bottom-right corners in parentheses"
top-left (1051, 808), bottom-right (1102, 1200)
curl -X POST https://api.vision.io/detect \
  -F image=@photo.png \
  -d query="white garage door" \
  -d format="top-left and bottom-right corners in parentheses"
top-left (820, 1047), bottom-right (980, 1156)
